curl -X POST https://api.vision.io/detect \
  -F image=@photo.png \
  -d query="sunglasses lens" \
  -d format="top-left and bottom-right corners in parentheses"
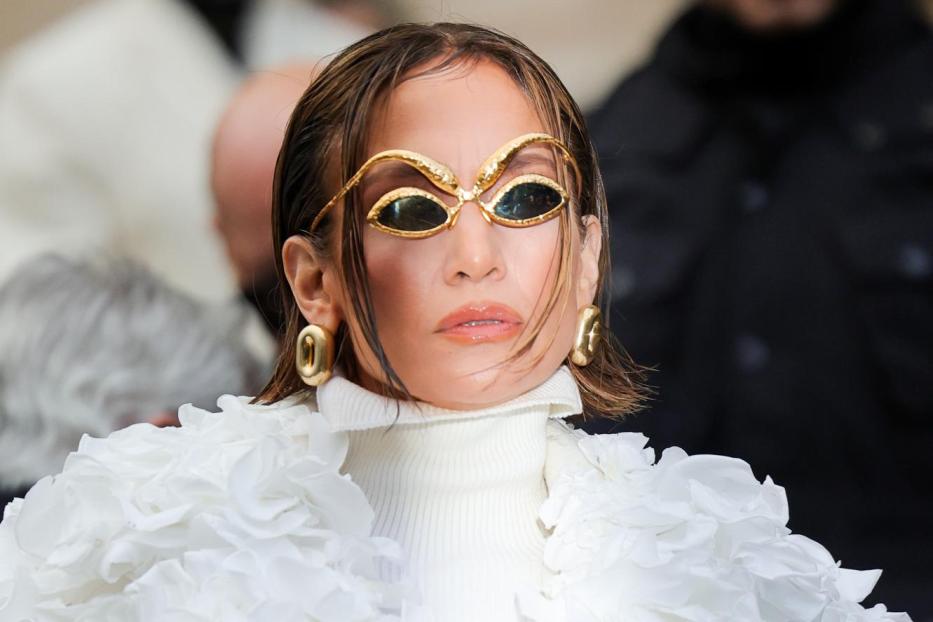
top-left (493, 182), bottom-right (564, 222)
top-left (375, 195), bottom-right (449, 232)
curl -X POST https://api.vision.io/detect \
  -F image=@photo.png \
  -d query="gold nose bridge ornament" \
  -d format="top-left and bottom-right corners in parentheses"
top-left (449, 186), bottom-right (496, 226)
top-left (308, 133), bottom-right (582, 234)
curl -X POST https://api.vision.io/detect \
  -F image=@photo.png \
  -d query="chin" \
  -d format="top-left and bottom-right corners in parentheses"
top-left (404, 356), bottom-right (559, 411)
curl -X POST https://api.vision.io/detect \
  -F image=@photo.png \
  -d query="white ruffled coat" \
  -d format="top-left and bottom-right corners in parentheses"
top-left (0, 395), bottom-right (911, 621)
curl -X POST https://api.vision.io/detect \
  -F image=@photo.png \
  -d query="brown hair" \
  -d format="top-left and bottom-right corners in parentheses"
top-left (257, 22), bottom-right (649, 418)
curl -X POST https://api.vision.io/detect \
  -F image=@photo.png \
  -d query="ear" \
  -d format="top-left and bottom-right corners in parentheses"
top-left (576, 215), bottom-right (603, 306)
top-left (282, 235), bottom-right (344, 334)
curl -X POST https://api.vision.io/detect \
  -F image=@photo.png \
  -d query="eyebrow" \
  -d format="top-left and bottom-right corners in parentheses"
top-left (360, 161), bottom-right (432, 192)
top-left (361, 148), bottom-right (560, 195)
top-left (502, 150), bottom-right (560, 175)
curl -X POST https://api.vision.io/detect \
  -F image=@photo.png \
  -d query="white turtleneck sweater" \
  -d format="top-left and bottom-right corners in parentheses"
top-left (315, 368), bottom-right (582, 622)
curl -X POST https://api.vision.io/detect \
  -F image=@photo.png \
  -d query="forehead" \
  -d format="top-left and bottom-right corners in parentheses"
top-left (365, 59), bottom-right (547, 177)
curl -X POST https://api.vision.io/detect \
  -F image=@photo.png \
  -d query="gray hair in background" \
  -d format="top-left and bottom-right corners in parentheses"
top-left (0, 254), bottom-right (266, 486)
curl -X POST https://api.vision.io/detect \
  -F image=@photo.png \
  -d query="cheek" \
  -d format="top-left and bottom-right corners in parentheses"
top-left (520, 218), bottom-right (585, 354)
top-left (504, 221), bottom-right (562, 295)
top-left (364, 233), bottom-right (432, 314)
top-left (499, 217), bottom-right (571, 331)
top-left (357, 231), bottom-right (442, 366)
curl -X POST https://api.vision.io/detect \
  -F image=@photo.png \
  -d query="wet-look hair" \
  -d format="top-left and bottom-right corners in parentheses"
top-left (257, 22), bottom-right (648, 418)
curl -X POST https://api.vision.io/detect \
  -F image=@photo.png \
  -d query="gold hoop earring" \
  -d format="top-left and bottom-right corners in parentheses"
top-left (570, 305), bottom-right (601, 367)
top-left (295, 324), bottom-right (335, 386)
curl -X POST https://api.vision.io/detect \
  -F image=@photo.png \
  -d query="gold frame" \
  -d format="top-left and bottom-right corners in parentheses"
top-left (366, 173), bottom-right (569, 239)
top-left (309, 132), bottom-right (581, 237)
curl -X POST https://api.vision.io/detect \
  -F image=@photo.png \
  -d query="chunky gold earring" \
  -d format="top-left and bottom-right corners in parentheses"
top-left (295, 324), bottom-right (335, 386)
top-left (570, 305), bottom-right (601, 366)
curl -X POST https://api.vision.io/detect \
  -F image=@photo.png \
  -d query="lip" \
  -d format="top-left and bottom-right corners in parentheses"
top-left (435, 302), bottom-right (524, 343)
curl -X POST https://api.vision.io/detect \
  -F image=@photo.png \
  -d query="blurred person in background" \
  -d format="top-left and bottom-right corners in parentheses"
top-left (587, 0), bottom-right (933, 615)
top-left (212, 63), bottom-right (316, 340)
top-left (0, 254), bottom-right (266, 512)
top-left (0, 0), bottom-right (376, 305)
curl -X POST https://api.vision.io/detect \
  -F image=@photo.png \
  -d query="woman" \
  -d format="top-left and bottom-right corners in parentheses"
top-left (0, 24), bottom-right (910, 622)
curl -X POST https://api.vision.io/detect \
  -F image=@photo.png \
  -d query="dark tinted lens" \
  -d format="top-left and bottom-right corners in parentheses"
top-left (493, 182), bottom-right (563, 221)
top-left (375, 195), bottom-right (448, 232)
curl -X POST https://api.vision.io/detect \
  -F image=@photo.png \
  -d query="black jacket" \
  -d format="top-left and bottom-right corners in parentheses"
top-left (586, 0), bottom-right (933, 615)
top-left (0, 484), bottom-right (31, 519)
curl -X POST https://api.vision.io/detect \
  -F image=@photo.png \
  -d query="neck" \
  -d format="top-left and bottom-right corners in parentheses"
top-left (315, 367), bottom-right (581, 621)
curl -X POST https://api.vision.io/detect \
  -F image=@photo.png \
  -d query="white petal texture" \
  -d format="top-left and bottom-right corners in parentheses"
top-left (0, 396), bottom-right (416, 621)
top-left (0, 395), bottom-right (910, 622)
top-left (521, 421), bottom-right (912, 622)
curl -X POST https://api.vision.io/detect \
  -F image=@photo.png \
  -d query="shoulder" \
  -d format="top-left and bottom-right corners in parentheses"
top-left (0, 396), bottom-right (407, 620)
top-left (51, 394), bottom-right (343, 483)
top-left (530, 421), bottom-right (910, 621)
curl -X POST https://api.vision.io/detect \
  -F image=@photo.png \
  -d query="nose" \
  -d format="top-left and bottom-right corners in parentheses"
top-left (442, 200), bottom-right (505, 285)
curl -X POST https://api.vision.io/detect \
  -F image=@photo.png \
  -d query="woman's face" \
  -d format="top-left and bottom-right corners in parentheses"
top-left (294, 60), bottom-right (601, 409)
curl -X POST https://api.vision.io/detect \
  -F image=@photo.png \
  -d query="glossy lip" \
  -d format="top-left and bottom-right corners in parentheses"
top-left (435, 302), bottom-right (524, 344)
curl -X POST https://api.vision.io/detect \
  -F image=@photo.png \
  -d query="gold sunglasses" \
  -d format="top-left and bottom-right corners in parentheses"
top-left (309, 133), bottom-right (581, 239)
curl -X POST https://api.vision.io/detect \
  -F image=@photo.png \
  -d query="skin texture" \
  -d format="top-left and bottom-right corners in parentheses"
top-left (283, 60), bottom-right (602, 410)
top-left (147, 411), bottom-right (181, 428)
top-left (705, 0), bottom-right (841, 31)
top-left (212, 64), bottom-right (317, 290)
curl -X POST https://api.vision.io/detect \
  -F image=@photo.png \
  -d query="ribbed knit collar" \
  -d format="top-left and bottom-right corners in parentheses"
top-left (316, 366), bottom-right (582, 432)
top-left (314, 366), bottom-right (581, 621)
